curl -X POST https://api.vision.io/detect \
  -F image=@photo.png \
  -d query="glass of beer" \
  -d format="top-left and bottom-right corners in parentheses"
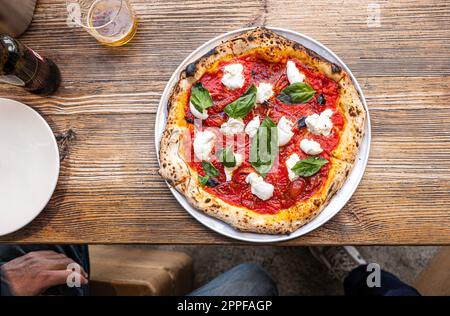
top-left (66, 0), bottom-right (137, 46)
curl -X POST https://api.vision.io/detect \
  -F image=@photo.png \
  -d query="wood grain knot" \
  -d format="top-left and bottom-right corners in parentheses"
top-left (56, 129), bottom-right (76, 161)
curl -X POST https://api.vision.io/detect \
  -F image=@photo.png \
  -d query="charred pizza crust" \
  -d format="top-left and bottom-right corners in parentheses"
top-left (159, 27), bottom-right (365, 234)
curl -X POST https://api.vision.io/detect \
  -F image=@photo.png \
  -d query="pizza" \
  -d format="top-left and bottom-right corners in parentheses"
top-left (159, 28), bottom-right (365, 234)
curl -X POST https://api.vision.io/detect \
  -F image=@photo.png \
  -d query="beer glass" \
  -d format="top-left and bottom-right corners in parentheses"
top-left (66, 0), bottom-right (137, 46)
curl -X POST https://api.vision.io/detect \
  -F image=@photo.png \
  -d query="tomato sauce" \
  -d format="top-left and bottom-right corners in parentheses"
top-left (184, 55), bottom-right (344, 213)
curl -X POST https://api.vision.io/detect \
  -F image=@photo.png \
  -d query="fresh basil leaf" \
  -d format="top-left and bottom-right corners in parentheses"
top-left (219, 146), bottom-right (236, 168)
top-left (202, 161), bottom-right (219, 177)
top-left (277, 82), bottom-right (316, 104)
top-left (224, 84), bottom-right (257, 119)
top-left (199, 161), bottom-right (220, 187)
top-left (249, 116), bottom-right (278, 177)
top-left (199, 175), bottom-right (209, 187)
top-left (190, 82), bottom-right (213, 113)
top-left (291, 157), bottom-right (328, 177)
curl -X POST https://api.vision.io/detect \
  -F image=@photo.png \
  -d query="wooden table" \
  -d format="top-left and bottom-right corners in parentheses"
top-left (1, 0), bottom-right (449, 244)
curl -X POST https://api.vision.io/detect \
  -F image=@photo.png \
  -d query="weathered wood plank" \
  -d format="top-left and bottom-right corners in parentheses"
top-left (1, 75), bottom-right (450, 244)
top-left (15, 0), bottom-right (450, 83)
top-left (5, 76), bottom-right (450, 114)
top-left (266, 0), bottom-right (450, 77)
top-left (0, 0), bottom-right (449, 244)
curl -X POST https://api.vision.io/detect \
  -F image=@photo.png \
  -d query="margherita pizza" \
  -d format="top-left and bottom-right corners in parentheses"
top-left (159, 28), bottom-right (365, 234)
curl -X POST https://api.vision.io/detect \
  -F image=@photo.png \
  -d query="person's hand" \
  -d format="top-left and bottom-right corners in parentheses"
top-left (1, 250), bottom-right (88, 296)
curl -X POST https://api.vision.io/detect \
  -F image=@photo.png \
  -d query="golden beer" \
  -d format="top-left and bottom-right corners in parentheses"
top-left (87, 0), bottom-right (137, 46)
top-left (67, 0), bottom-right (137, 46)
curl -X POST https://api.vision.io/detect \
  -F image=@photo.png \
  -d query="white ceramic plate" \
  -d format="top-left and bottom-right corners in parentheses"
top-left (155, 27), bottom-right (371, 243)
top-left (0, 98), bottom-right (60, 236)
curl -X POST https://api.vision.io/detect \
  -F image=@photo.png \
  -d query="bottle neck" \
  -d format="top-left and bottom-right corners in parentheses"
top-left (0, 35), bottom-right (21, 76)
top-left (0, 35), bottom-right (38, 85)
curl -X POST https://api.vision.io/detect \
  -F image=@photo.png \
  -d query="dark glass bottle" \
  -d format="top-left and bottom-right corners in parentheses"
top-left (0, 34), bottom-right (61, 95)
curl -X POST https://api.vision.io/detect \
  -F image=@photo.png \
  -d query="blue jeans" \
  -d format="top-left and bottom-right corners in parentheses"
top-left (189, 263), bottom-right (279, 296)
top-left (190, 263), bottom-right (420, 296)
